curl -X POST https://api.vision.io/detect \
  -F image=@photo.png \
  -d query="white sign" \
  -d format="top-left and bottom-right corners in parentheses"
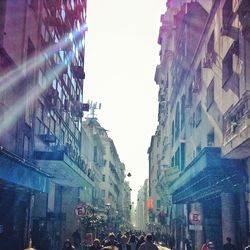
top-left (189, 224), bottom-right (203, 231)
top-left (74, 203), bottom-right (87, 217)
top-left (189, 211), bottom-right (202, 225)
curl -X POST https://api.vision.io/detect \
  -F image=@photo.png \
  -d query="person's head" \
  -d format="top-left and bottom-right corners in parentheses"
top-left (146, 234), bottom-right (153, 242)
top-left (139, 235), bottom-right (145, 242)
top-left (64, 239), bottom-right (72, 248)
top-left (93, 239), bottom-right (101, 248)
top-left (226, 237), bottom-right (231, 243)
top-left (109, 233), bottom-right (116, 242)
top-left (129, 234), bottom-right (136, 243)
top-left (121, 235), bottom-right (128, 245)
top-left (207, 242), bottom-right (215, 249)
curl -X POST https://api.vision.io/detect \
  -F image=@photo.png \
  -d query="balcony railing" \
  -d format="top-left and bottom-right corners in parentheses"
top-left (222, 91), bottom-right (250, 158)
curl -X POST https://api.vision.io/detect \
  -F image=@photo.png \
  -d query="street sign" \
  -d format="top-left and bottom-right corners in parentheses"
top-left (189, 210), bottom-right (202, 225)
top-left (189, 224), bottom-right (203, 231)
top-left (74, 203), bottom-right (87, 217)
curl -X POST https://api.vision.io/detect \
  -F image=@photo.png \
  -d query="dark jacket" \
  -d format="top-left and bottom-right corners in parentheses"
top-left (104, 240), bottom-right (119, 247)
top-left (118, 243), bottom-right (131, 250)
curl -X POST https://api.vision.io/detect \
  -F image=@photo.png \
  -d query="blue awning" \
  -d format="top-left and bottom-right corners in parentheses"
top-left (169, 147), bottom-right (245, 203)
top-left (0, 149), bottom-right (50, 192)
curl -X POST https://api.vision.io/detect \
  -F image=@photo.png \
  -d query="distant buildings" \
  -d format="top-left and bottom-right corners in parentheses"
top-left (150, 0), bottom-right (250, 250)
top-left (135, 179), bottom-right (149, 232)
top-left (82, 117), bottom-right (132, 232)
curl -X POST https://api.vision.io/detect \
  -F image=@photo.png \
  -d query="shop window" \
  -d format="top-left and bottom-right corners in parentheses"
top-left (207, 79), bottom-right (214, 110)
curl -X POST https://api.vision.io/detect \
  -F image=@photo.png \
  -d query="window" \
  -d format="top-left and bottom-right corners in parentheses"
top-left (196, 144), bottom-right (201, 155)
top-left (102, 175), bottom-right (106, 182)
top-left (207, 79), bottom-right (214, 110)
top-left (207, 129), bottom-right (215, 146)
top-left (171, 156), bottom-right (175, 168)
top-left (195, 102), bottom-right (202, 127)
top-left (207, 32), bottom-right (214, 54)
top-left (94, 146), bottom-right (97, 163)
top-left (175, 148), bottom-right (180, 168)
top-left (175, 103), bottom-right (180, 140)
top-left (157, 200), bottom-right (161, 209)
top-left (23, 135), bottom-right (30, 159)
top-left (187, 84), bottom-right (193, 107)
top-left (181, 95), bottom-right (186, 130)
top-left (101, 190), bottom-right (105, 198)
top-left (180, 143), bottom-right (185, 171)
top-left (222, 41), bottom-right (239, 88)
top-left (222, 0), bottom-right (233, 28)
top-left (171, 121), bottom-right (174, 146)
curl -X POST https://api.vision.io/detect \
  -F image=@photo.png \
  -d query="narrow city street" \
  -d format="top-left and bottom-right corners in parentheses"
top-left (0, 0), bottom-right (250, 250)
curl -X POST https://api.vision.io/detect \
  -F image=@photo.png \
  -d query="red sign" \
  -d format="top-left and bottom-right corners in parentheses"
top-left (147, 197), bottom-right (154, 209)
top-left (189, 211), bottom-right (202, 225)
top-left (74, 203), bottom-right (87, 217)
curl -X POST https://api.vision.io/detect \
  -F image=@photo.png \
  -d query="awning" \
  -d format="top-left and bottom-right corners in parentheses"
top-left (169, 147), bottom-right (245, 203)
top-left (0, 148), bottom-right (50, 192)
top-left (34, 150), bottom-right (94, 188)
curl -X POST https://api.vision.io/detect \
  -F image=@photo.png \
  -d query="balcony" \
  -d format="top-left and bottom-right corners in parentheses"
top-left (34, 146), bottom-right (94, 187)
top-left (222, 91), bottom-right (250, 159)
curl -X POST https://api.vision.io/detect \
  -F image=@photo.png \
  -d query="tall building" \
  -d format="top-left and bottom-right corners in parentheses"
top-left (0, 0), bottom-right (90, 249)
top-left (82, 116), bottom-right (131, 232)
top-left (152, 0), bottom-right (250, 250)
top-left (135, 179), bottom-right (149, 232)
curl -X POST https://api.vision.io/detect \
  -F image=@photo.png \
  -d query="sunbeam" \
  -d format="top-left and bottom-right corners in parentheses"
top-left (0, 24), bottom-right (87, 95)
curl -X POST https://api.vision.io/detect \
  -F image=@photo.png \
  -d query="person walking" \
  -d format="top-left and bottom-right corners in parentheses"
top-left (223, 237), bottom-right (236, 250)
top-left (128, 234), bottom-right (137, 250)
top-left (62, 239), bottom-right (75, 250)
top-left (118, 235), bottom-right (131, 250)
top-left (90, 239), bottom-right (102, 250)
top-left (136, 235), bottom-right (145, 250)
top-left (104, 233), bottom-right (119, 247)
top-left (138, 234), bottom-right (158, 250)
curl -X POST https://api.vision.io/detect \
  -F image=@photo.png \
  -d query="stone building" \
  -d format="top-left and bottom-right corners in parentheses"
top-left (82, 117), bottom-right (131, 232)
top-left (152, 0), bottom-right (250, 249)
top-left (135, 179), bottom-right (149, 232)
top-left (0, 0), bottom-right (90, 249)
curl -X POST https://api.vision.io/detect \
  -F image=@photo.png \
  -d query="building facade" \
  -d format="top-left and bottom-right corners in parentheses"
top-left (0, 0), bottom-right (91, 249)
top-left (152, 0), bottom-right (250, 250)
top-left (82, 117), bottom-right (131, 232)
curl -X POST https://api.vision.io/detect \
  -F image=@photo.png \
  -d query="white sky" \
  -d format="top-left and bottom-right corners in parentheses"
top-left (84, 0), bottom-right (165, 203)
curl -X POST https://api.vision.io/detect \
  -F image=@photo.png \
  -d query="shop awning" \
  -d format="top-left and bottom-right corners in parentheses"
top-left (0, 148), bottom-right (50, 192)
top-left (169, 147), bottom-right (245, 203)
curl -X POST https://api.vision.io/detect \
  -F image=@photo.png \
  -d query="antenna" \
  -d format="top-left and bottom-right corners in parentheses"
top-left (88, 101), bottom-right (102, 118)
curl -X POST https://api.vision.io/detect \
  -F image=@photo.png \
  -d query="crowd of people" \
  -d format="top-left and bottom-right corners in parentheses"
top-left (62, 231), bottom-right (159, 250)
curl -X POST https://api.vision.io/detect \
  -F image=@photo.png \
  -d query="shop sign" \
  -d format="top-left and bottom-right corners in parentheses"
top-left (74, 203), bottom-right (87, 217)
top-left (189, 210), bottom-right (202, 225)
